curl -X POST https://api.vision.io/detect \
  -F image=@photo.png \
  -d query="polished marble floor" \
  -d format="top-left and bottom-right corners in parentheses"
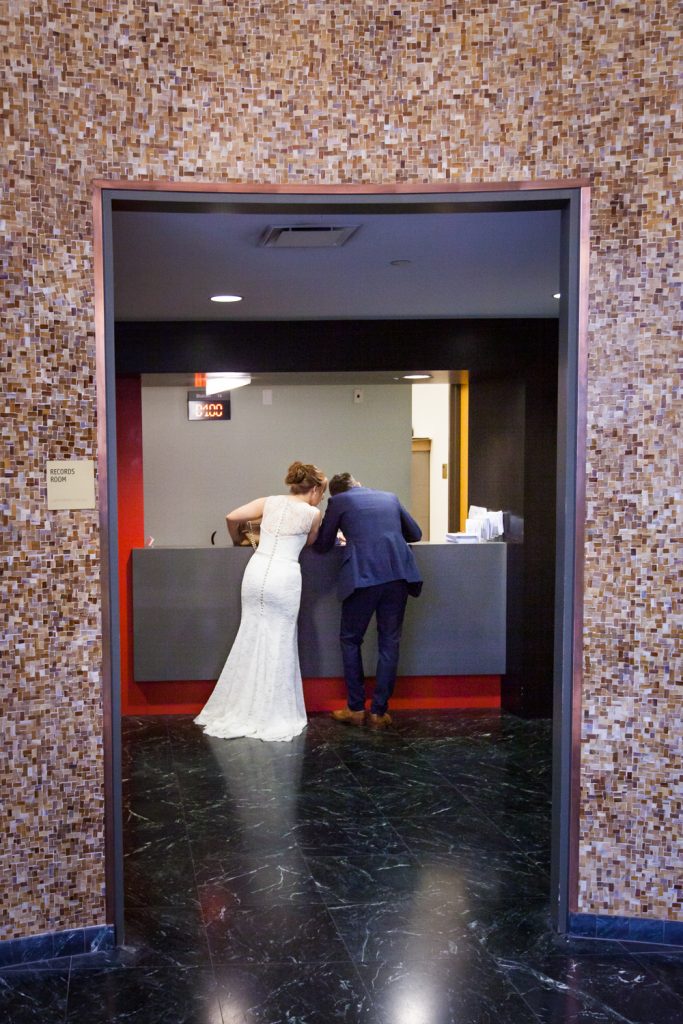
top-left (3, 710), bottom-right (683, 1023)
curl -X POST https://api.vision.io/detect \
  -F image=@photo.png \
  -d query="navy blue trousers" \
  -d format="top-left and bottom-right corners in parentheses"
top-left (340, 580), bottom-right (409, 716)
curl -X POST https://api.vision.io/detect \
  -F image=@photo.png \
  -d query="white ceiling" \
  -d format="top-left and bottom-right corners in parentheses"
top-left (113, 207), bottom-right (562, 321)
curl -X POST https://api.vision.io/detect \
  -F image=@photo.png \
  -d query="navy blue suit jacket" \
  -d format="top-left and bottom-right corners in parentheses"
top-left (313, 487), bottom-right (423, 601)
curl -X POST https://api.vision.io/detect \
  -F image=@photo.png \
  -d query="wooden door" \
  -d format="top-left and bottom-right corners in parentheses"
top-left (411, 437), bottom-right (431, 540)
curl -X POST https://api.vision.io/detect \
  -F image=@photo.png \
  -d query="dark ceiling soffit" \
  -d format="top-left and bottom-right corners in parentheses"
top-left (112, 198), bottom-right (567, 216)
top-left (114, 318), bottom-right (559, 375)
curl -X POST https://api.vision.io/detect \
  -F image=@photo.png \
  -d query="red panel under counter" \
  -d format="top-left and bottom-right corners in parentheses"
top-left (303, 676), bottom-right (500, 712)
top-left (122, 676), bottom-right (500, 716)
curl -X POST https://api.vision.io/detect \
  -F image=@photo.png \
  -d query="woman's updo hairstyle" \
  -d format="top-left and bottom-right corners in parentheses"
top-left (285, 461), bottom-right (327, 495)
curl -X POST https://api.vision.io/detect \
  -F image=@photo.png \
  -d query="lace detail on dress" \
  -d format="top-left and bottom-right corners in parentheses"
top-left (262, 494), bottom-right (317, 536)
top-left (257, 497), bottom-right (316, 614)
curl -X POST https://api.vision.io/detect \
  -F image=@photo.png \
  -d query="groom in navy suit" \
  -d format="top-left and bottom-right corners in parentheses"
top-left (313, 473), bottom-right (422, 729)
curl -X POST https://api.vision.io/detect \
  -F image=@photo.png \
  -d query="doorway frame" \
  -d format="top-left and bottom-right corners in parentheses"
top-left (93, 179), bottom-right (590, 942)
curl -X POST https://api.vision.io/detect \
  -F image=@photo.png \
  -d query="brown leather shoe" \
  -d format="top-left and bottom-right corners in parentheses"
top-left (367, 712), bottom-right (392, 730)
top-left (331, 707), bottom-right (366, 727)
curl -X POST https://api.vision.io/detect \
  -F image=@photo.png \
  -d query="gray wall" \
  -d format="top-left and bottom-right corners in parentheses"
top-left (132, 543), bottom-right (507, 680)
top-left (141, 383), bottom-right (412, 546)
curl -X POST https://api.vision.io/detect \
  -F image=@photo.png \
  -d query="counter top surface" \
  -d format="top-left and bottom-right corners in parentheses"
top-left (137, 541), bottom-right (508, 551)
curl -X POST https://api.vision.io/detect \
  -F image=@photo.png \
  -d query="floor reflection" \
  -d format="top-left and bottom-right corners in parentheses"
top-left (196, 732), bottom-right (317, 928)
top-left (5, 711), bottom-right (683, 1023)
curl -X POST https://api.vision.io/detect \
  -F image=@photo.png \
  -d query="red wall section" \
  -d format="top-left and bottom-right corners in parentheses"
top-left (115, 375), bottom-right (146, 715)
top-left (115, 375), bottom-right (500, 715)
top-left (116, 376), bottom-right (217, 714)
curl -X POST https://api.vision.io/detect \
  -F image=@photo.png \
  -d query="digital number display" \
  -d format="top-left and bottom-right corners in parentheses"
top-left (187, 391), bottom-right (231, 421)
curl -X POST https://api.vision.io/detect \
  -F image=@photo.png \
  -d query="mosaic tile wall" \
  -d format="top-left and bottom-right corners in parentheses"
top-left (2, 1), bottom-right (680, 939)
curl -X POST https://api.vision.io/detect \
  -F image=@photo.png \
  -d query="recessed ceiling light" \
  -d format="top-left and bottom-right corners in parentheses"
top-left (210, 294), bottom-right (243, 303)
top-left (403, 373), bottom-right (432, 380)
top-left (390, 259), bottom-right (412, 266)
top-left (553, 293), bottom-right (561, 299)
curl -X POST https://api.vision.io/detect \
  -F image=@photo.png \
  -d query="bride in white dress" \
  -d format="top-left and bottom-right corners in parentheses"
top-left (195, 462), bottom-right (327, 742)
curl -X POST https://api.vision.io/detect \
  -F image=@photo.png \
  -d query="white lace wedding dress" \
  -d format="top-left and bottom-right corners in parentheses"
top-left (195, 495), bottom-right (316, 742)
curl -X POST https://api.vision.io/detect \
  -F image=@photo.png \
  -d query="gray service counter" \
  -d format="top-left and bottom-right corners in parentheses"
top-left (132, 543), bottom-right (507, 681)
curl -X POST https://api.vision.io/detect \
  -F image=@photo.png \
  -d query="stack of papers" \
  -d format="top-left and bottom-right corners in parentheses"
top-left (465, 506), bottom-right (504, 541)
top-left (445, 507), bottom-right (505, 543)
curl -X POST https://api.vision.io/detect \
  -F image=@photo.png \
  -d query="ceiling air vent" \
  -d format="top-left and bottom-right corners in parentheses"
top-left (260, 225), bottom-right (359, 248)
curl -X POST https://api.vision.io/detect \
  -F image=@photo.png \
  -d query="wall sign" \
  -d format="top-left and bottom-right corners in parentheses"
top-left (46, 460), bottom-right (96, 510)
top-left (187, 390), bottom-right (231, 421)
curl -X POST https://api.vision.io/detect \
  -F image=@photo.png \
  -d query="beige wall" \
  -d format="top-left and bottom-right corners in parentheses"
top-left (411, 383), bottom-right (450, 541)
top-left (2, 1), bottom-right (680, 940)
top-left (141, 383), bottom-right (413, 546)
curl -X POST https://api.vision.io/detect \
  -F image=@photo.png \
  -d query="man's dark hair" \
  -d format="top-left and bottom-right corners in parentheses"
top-left (329, 472), bottom-right (357, 496)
